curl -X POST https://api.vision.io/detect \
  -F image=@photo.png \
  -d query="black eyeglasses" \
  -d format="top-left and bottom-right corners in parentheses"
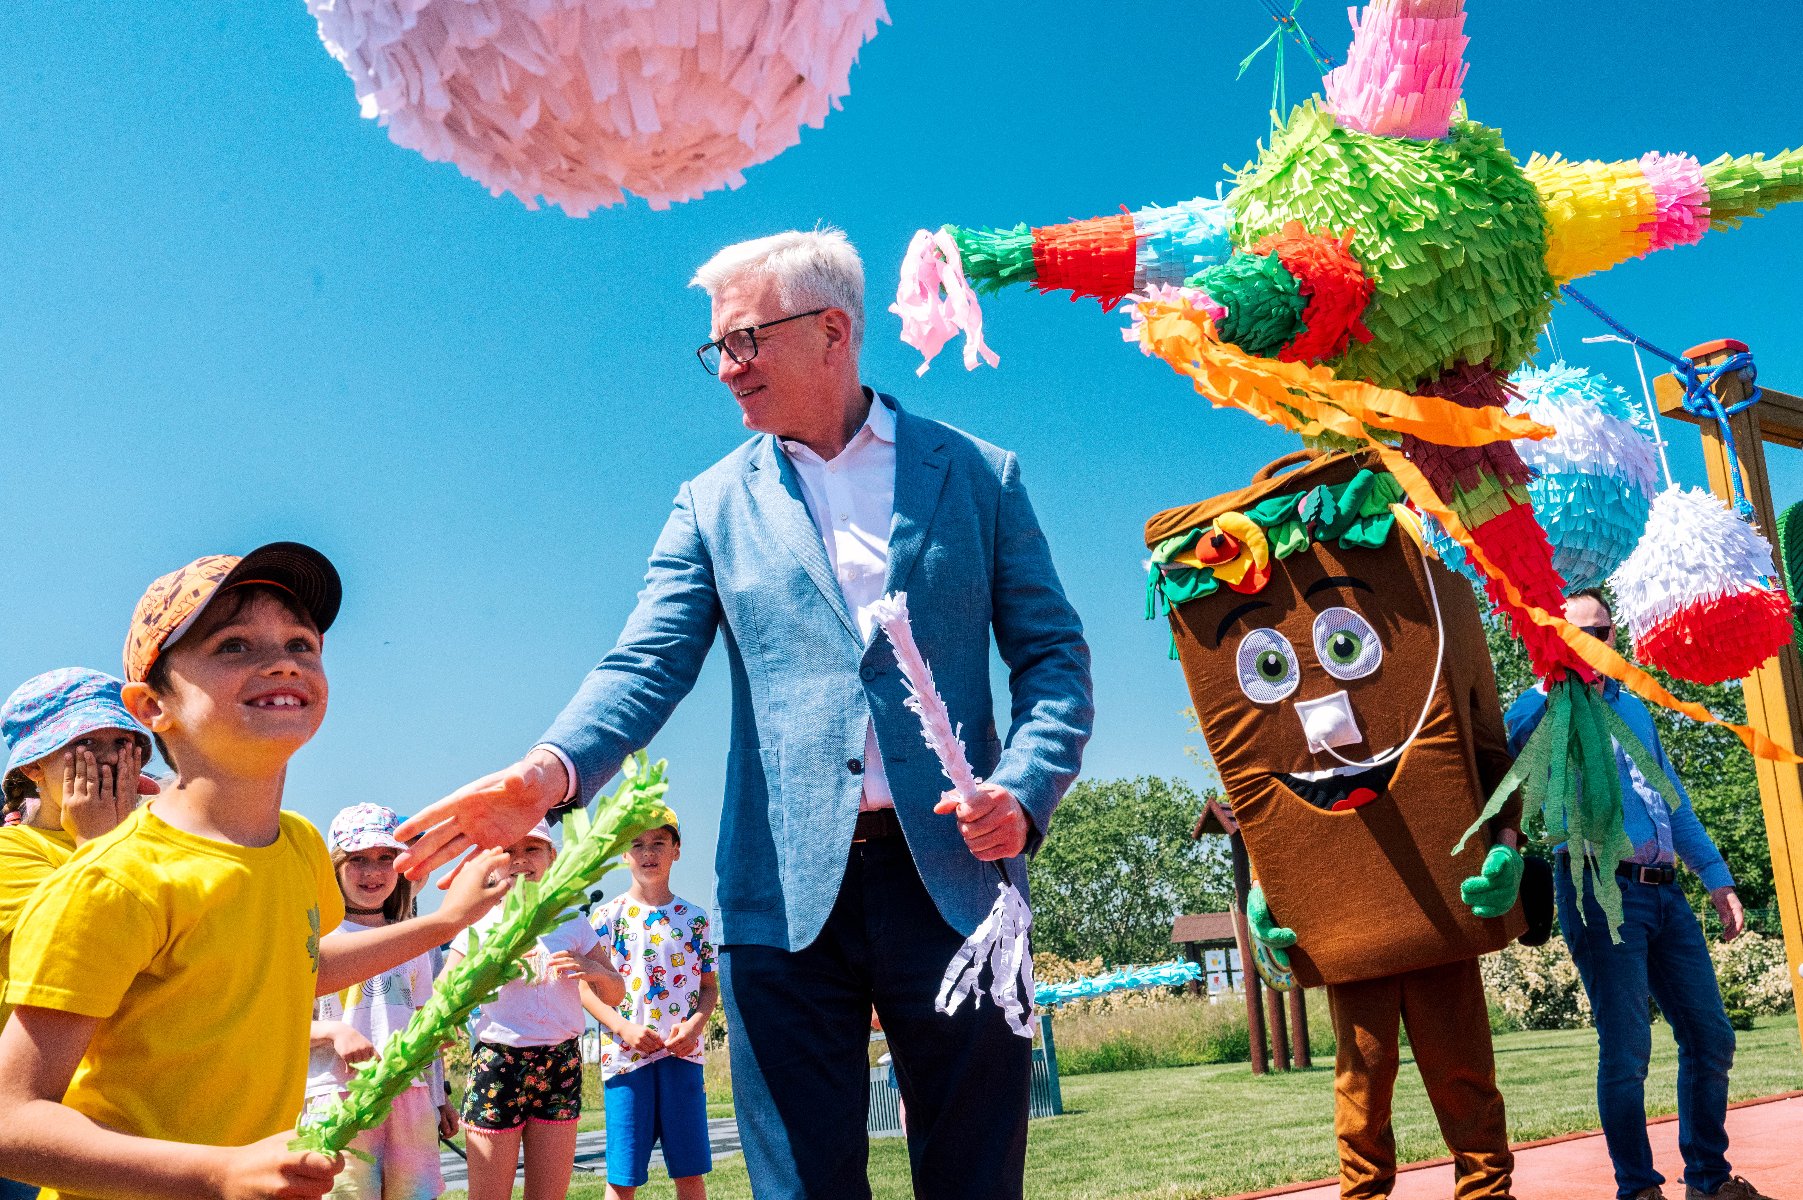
top-left (1579, 624), bottom-right (1614, 641)
top-left (696, 309), bottom-right (826, 375)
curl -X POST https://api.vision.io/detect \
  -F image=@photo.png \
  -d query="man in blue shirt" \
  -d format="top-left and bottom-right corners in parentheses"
top-left (1505, 589), bottom-right (1770, 1200)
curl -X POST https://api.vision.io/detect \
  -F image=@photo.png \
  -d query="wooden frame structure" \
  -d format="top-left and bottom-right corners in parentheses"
top-left (1653, 339), bottom-right (1803, 1044)
top-left (1184, 798), bottom-right (1312, 1074)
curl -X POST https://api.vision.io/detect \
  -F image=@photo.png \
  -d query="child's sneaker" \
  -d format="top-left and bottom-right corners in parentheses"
top-left (1687, 1179), bottom-right (1776, 1200)
top-left (1629, 1188), bottom-right (1667, 1200)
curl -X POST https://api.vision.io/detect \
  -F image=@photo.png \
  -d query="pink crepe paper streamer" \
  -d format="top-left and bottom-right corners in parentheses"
top-left (869, 591), bottom-right (1036, 1039)
top-left (1639, 152), bottom-right (1712, 252)
top-left (891, 229), bottom-right (1001, 377)
top-left (1322, 0), bottom-right (1470, 141)
top-left (304, 0), bottom-right (889, 216)
top-left (1122, 284), bottom-right (1225, 354)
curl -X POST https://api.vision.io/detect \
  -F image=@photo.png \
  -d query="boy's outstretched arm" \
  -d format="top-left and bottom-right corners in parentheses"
top-left (316, 848), bottom-right (512, 996)
top-left (0, 1007), bottom-right (340, 1200)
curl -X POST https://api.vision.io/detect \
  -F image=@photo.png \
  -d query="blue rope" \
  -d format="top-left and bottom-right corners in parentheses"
top-left (1561, 283), bottom-right (1763, 519)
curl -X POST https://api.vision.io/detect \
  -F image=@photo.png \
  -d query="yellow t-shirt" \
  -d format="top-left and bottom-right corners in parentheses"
top-left (5, 806), bottom-right (343, 1200)
top-left (0, 823), bottom-right (77, 1027)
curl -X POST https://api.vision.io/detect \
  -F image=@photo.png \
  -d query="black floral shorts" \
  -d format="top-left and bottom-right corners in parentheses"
top-left (460, 1038), bottom-right (583, 1131)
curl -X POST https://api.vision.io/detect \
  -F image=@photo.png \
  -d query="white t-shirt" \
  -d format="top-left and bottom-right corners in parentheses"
top-left (592, 893), bottom-right (715, 1079)
top-left (306, 921), bottom-right (444, 1104)
top-left (454, 910), bottom-right (600, 1048)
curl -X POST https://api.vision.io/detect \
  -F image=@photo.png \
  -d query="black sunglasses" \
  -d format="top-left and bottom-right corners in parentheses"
top-left (1578, 623), bottom-right (1613, 641)
top-left (696, 309), bottom-right (827, 375)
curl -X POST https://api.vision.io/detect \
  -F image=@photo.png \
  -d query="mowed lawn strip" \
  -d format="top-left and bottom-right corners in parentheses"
top-left (442, 1016), bottom-right (1803, 1200)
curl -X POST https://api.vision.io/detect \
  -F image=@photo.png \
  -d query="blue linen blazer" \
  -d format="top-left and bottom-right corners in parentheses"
top-left (540, 395), bottom-right (1094, 950)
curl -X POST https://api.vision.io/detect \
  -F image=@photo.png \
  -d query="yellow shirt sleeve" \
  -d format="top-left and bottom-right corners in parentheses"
top-left (292, 814), bottom-right (346, 934)
top-left (6, 865), bottom-right (161, 1019)
top-left (0, 829), bottom-right (71, 935)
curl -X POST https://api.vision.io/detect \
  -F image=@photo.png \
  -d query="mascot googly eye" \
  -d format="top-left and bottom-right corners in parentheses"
top-left (1312, 608), bottom-right (1383, 680)
top-left (1236, 628), bottom-right (1301, 703)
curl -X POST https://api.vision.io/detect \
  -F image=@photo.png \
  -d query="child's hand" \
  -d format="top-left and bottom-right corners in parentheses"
top-left (330, 1025), bottom-right (377, 1068)
top-left (62, 743), bottom-right (148, 845)
top-left (544, 949), bottom-right (617, 984)
top-left (618, 1021), bottom-right (666, 1055)
top-left (438, 1103), bottom-right (460, 1139)
top-left (665, 1014), bottom-right (705, 1058)
top-left (211, 1132), bottom-right (342, 1199)
top-left (437, 847), bottom-right (516, 927)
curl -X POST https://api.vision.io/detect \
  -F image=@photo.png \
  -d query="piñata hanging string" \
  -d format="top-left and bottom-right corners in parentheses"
top-left (1236, 0), bottom-right (1336, 124)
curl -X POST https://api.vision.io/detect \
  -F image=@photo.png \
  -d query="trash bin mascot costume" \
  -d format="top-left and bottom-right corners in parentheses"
top-left (1149, 449), bottom-right (1525, 1200)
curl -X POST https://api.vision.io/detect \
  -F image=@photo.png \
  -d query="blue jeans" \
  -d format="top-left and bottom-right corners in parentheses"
top-left (0, 1177), bottom-right (39, 1200)
top-left (720, 837), bottom-right (1031, 1200)
top-left (1556, 864), bottom-right (1735, 1199)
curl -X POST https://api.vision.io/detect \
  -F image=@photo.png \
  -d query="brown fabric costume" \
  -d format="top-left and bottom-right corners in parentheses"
top-left (1146, 450), bottom-right (1520, 1199)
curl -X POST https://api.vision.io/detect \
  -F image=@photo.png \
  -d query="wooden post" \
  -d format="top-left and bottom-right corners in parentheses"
top-left (1183, 941), bottom-right (1204, 998)
top-left (1229, 832), bottom-right (1271, 1075)
top-left (1288, 986), bottom-right (1312, 1069)
top-left (1654, 339), bottom-right (1803, 1044)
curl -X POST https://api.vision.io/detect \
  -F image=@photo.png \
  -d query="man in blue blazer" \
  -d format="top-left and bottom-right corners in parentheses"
top-left (401, 229), bottom-right (1093, 1199)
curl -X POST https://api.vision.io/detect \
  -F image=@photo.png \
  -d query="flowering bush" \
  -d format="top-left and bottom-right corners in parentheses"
top-left (1712, 931), bottom-right (1794, 1022)
top-left (1481, 941), bottom-right (1592, 1030)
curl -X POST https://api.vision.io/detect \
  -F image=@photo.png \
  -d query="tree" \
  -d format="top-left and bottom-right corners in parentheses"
top-left (1029, 776), bottom-right (1234, 965)
top-left (1479, 584), bottom-right (1773, 912)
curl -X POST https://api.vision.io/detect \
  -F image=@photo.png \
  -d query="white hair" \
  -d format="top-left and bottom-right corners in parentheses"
top-left (690, 227), bottom-right (865, 356)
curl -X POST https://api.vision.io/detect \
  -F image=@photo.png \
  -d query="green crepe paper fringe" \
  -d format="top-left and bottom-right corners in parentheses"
top-left (1195, 251), bottom-right (1307, 359)
top-left (1146, 469), bottom-right (1403, 620)
top-left (1453, 681), bottom-right (1680, 943)
top-left (1775, 499), bottom-right (1803, 654)
top-left (1701, 147), bottom-right (1803, 231)
top-left (946, 223), bottom-right (1037, 295)
top-left (295, 755), bottom-right (675, 1156)
top-left (1444, 473), bottom-right (1528, 529)
top-left (1227, 101), bottom-right (1554, 393)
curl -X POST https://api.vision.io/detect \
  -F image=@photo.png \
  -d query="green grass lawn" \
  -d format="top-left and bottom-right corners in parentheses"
top-left (443, 1016), bottom-right (1802, 1200)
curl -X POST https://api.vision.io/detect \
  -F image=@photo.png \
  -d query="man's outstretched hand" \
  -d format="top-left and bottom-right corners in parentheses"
top-left (395, 748), bottom-right (570, 883)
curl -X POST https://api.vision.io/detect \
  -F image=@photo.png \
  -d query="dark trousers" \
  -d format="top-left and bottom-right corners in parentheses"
top-left (719, 837), bottom-right (1031, 1200)
top-left (1556, 866), bottom-right (1735, 1199)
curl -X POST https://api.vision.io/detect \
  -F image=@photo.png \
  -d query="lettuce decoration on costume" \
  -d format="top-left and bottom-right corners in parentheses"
top-left (1148, 467), bottom-right (1406, 619)
top-left (896, 0), bottom-right (1803, 934)
top-left (295, 754), bottom-right (674, 1156)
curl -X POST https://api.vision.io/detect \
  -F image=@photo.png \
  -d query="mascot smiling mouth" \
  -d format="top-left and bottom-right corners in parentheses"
top-left (1276, 757), bottom-right (1400, 811)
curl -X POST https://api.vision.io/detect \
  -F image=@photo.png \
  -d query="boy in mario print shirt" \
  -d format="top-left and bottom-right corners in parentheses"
top-left (589, 820), bottom-right (716, 1199)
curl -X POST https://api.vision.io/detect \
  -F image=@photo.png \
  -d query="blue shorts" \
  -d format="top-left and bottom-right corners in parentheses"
top-left (602, 1056), bottom-right (712, 1186)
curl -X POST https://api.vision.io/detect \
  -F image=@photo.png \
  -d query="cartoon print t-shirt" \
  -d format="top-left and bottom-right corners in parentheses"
top-left (592, 893), bottom-right (715, 1079)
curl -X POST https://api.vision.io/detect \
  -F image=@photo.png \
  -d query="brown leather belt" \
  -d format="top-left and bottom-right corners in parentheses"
top-left (852, 808), bottom-right (902, 842)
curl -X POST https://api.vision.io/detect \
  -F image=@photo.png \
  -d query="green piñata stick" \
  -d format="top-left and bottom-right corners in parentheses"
top-left (296, 753), bottom-right (674, 1155)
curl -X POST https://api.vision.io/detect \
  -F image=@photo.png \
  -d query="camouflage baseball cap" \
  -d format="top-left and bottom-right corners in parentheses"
top-left (124, 542), bottom-right (342, 683)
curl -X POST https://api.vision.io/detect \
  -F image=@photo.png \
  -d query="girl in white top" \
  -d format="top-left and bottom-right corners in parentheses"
top-left (306, 804), bottom-right (458, 1200)
top-left (447, 820), bottom-right (623, 1200)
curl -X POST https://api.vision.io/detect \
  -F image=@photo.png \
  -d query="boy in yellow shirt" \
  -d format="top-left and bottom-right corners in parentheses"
top-left (0, 543), bottom-right (514, 1200)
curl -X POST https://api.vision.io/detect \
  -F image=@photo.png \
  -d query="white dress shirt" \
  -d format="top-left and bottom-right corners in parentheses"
top-left (780, 391), bottom-right (897, 810)
top-left (537, 390), bottom-right (900, 809)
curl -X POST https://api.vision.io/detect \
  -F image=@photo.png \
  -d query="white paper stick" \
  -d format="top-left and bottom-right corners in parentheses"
top-left (870, 591), bottom-right (1036, 1038)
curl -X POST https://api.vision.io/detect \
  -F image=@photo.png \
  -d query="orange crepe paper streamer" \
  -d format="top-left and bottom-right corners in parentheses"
top-left (1379, 446), bottom-right (1803, 765)
top-left (1032, 213), bottom-right (1139, 309)
top-left (1135, 302), bottom-right (1552, 448)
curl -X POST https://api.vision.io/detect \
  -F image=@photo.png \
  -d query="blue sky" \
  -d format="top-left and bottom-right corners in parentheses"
top-left (4, 3), bottom-right (1800, 909)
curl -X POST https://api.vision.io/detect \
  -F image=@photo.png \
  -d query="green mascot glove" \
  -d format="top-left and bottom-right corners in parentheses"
top-left (1246, 883), bottom-right (1298, 991)
top-left (1460, 843), bottom-right (1524, 919)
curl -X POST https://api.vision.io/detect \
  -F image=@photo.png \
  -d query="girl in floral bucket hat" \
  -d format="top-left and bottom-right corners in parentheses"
top-left (305, 804), bottom-right (459, 1200)
top-left (0, 669), bottom-right (156, 1200)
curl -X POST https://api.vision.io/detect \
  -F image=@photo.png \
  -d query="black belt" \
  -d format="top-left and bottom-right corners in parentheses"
top-left (853, 808), bottom-right (902, 842)
top-left (1555, 852), bottom-right (1676, 886)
